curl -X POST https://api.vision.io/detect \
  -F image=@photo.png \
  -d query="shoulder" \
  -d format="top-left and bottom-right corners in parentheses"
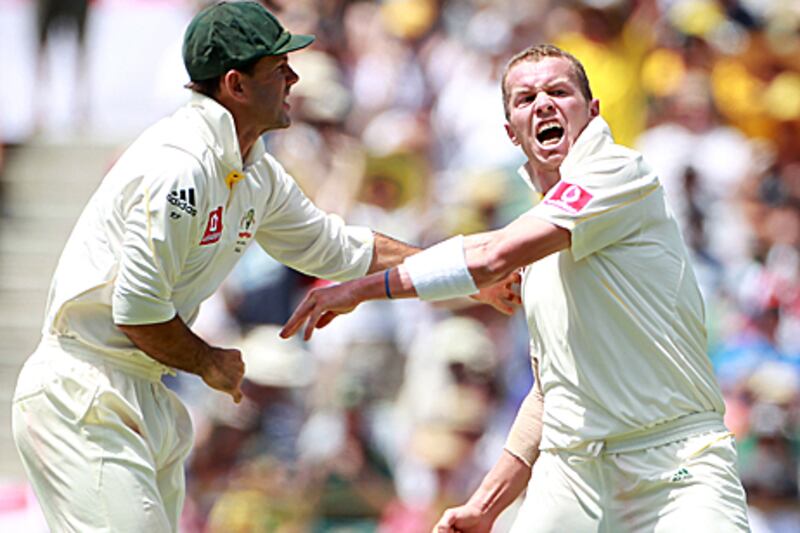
top-left (573, 141), bottom-right (655, 190)
top-left (120, 117), bottom-right (211, 189)
top-left (254, 149), bottom-right (290, 179)
top-left (249, 148), bottom-right (298, 196)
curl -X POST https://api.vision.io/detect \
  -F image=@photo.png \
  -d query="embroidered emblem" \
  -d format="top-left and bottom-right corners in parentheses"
top-left (235, 208), bottom-right (256, 253)
top-left (200, 206), bottom-right (224, 245)
top-left (543, 181), bottom-right (593, 214)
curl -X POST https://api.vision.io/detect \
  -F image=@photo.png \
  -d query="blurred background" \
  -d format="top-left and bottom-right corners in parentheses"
top-left (1, 0), bottom-right (799, 531)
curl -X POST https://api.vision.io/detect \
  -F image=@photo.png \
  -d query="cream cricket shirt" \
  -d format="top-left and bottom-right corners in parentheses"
top-left (43, 93), bottom-right (373, 369)
top-left (519, 117), bottom-right (725, 451)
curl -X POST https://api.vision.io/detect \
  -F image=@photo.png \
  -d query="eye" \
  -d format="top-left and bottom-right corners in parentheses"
top-left (549, 89), bottom-right (567, 96)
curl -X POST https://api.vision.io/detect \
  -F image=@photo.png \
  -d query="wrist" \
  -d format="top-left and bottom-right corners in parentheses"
top-left (194, 344), bottom-right (215, 378)
top-left (468, 494), bottom-right (502, 522)
top-left (347, 274), bottom-right (380, 304)
top-left (402, 235), bottom-right (478, 301)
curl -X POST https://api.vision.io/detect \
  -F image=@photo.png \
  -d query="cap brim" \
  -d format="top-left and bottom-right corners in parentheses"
top-left (274, 33), bottom-right (315, 54)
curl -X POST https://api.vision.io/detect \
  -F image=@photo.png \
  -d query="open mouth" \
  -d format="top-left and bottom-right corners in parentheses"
top-left (536, 122), bottom-right (564, 146)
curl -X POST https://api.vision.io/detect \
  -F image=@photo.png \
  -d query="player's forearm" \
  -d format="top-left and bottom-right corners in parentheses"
top-left (365, 232), bottom-right (420, 274)
top-left (464, 216), bottom-right (570, 287)
top-left (464, 450), bottom-right (532, 522)
top-left (504, 378), bottom-right (545, 467)
top-left (117, 315), bottom-right (213, 375)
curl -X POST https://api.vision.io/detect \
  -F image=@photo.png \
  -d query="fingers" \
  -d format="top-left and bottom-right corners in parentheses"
top-left (230, 349), bottom-right (245, 403)
top-left (495, 302), bottom-right (514, 316)
top-left (317, 311), bottom-right (339, 329)
top-left (303, 307), bottom-right (324, 341)
top-left (280, 293), bottom-right (316, 338)
top-left (231, 385), bottom-right (243, 404)
top-left (433, 509), bottom-right (457, 533)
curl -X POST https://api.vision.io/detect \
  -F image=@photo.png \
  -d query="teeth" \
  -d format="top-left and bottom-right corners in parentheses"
top-left (536, 122), bottom-right (561, 135)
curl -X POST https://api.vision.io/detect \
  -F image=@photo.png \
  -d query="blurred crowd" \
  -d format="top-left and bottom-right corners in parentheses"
top-left (2, 0), bottom-right (800, 531)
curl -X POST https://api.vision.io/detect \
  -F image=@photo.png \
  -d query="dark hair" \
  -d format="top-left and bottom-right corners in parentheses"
top-left (185, 56), bottom-right (264, 98)
top-left (501, 44), bottom-right (593, 119)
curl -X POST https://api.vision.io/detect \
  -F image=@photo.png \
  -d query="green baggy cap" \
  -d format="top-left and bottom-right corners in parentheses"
top-left (183, 1), bottom-right (315, 81)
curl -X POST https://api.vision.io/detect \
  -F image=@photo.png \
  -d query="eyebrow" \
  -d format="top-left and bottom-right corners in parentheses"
top-left (510, 77), bottom-right (572, 96)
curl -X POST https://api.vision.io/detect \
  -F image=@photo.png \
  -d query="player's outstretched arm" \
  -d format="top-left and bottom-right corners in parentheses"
top-left (462, 213), bottom-right (570, 288)
top-left (280, 265), bottom-right (522, 341)
top-left (118, 316), bottom-right (244, 403)
top-left (434, 450), bottom-right (532, 533)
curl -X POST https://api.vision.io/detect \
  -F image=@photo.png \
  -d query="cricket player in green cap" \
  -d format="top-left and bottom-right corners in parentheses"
top-left (11, 2), bottom-right (521, 530)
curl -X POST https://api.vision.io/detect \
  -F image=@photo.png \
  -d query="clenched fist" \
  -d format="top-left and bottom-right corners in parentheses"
top-left (201, 347), bottom-right (245, 403)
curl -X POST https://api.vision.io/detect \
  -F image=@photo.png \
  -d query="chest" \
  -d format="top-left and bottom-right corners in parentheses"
top-left (521, 252), bottom-right (569, 321)
top-left (184, 176), bottom-right (266, 279)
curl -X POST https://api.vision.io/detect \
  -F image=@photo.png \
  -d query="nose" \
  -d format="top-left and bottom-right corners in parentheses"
top-left (534, 92), bottom-right (555, 116)
top-left (286, 65), bottom-right (299, 86)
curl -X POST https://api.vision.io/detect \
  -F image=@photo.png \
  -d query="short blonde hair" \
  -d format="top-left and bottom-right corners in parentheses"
top-left (501, 44), bottom-right (593, 119)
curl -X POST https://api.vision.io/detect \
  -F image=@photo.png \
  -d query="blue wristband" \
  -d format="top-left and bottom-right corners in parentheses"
top-left (384, 269), bottom-right (393, 299)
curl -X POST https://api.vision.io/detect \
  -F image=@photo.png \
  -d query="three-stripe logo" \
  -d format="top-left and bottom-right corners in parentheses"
top-left (167, 188), bottom-right (197, 217)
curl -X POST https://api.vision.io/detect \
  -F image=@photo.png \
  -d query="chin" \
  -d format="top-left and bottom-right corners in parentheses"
top-left (274, 117), bottom-right (292, 130)
top-left (534, 151), bottom-right (565, 169)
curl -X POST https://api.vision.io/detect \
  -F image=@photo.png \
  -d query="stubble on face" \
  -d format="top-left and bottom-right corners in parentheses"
top-left (246, 54), bottom-right (298, 134)
top-left (504, 57), bottom-right (598, 182)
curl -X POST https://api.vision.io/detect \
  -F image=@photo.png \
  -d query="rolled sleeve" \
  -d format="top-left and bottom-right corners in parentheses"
top-left (113, 153), bottom-right (203, 325)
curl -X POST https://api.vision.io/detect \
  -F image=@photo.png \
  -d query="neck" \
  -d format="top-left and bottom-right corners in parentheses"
top-left (525, 162), bottom-right (560, 194)
top-left (235, 120), bottom-right (260, 162)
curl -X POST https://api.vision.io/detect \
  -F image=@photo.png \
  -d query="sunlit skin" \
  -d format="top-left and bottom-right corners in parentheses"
top-left (503, 56), bottom-right (599, 192)
top-left (217, 54), bottom-right (300, 159)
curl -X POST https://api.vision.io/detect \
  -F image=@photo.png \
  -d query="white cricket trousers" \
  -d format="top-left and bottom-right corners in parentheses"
top-left (510, 430), bottom-right (750, 532)
top-left (11, 336), bottom-right (194, 532)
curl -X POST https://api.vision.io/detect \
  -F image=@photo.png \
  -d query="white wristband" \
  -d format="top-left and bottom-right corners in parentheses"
top-left (402, 235), bottom-right (479, 301)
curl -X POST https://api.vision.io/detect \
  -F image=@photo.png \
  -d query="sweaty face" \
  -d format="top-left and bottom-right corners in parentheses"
top-left (504, 57), bottom-right (599, 174)
top-left (242, 54), bottom-right (300, 132)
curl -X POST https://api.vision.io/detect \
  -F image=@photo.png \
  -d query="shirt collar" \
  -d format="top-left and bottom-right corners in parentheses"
top-left (187, 92), bottom-right (266, 171)
top-left (559, 116), bottom-right (613, 179)
top-left (515, 116), bottom-right (613, 191)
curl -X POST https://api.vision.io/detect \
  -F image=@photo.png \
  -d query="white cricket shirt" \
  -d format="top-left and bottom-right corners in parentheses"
top-left (519, 117), bottom-right (725, 451)
top-left (43, 93), bottom-right (374, 369)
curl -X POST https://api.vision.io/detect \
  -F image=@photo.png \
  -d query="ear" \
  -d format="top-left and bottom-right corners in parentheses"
top-left (589, 98), bottom-right (600, 118)
top-left (220, 70), bottom-right (247, 101)
top-left (505, 123), bottom-right (520, 146)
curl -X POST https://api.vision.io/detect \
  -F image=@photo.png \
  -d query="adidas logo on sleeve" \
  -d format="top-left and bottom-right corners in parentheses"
top-left (167, 188), bottom-right (197, 217)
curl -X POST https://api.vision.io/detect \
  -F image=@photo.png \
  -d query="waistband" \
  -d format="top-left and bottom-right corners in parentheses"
top-left (545, 411), bottom-right (727, 457)
top-left (43, 335), bottom-right (175, 382)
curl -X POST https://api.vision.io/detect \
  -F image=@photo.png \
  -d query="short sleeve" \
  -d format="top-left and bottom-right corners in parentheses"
top-left (528, 149), bottom-right (660, 261)
top-left (254, 155), bottom-right (374, 282)
top-left (112, 150), bottom-right (205, 325)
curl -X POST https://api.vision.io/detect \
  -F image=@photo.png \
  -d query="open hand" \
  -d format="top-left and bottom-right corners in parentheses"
top-left (280, 282), bottom-right (362, 341)
top-left (470, 270), bottom-right (522, 315)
